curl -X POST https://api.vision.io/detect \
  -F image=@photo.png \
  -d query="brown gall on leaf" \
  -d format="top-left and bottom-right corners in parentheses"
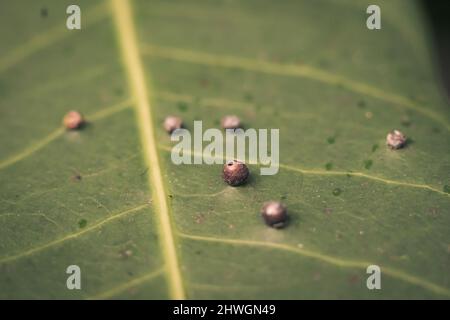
top-left (221, 115), bottom-right (241, 130)
top-left (63, 111), bottom-right (84, 130)
top-left (222, 160), bottom-right (249, 186)
top-left (164, 115), bottom-right (183, 134)
top-left (386, 129), bottom-right (407, 149)
top-left (261, 201), bottom-right (288, 228)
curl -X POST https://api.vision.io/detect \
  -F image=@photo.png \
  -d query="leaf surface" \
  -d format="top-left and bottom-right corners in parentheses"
top-left (0, 0), bottom-right (449, 299)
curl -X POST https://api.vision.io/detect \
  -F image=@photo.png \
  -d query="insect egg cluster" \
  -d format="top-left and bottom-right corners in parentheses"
top-left (163, 115), bottom-right (289, 228)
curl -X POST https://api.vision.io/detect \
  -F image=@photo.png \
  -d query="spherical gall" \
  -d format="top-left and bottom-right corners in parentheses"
top-left (261, 201), bottom-right (287, 228)
top-left (221, 115), bottom-right (241, 130)
top-left (386, 130), bottom-right (407, 149)
top-left (222, 160), bottom-right (249, 186)
top-left (164, 116), bottom-right (183, 134)
top-left (63, 111), bottom-right (84, 130)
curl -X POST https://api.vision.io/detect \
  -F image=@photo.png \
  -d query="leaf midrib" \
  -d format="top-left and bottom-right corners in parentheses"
top-left (110, 0), bottom-right (185, 300)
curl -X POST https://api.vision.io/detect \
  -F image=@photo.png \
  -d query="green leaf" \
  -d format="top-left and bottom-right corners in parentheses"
top-left (0, 0), bottom-right (449, 299)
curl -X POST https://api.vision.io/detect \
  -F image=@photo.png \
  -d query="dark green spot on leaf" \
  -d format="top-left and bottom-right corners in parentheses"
top-left (444, 185), bottom-right (450, 194)
top-left (332, 188), bottom-right (342, 196)
top-left (177, 101), bottom-right (189, 112)
top-left (357, 100), bottom-right (366, 108)
top-left (364, 160), bottom-right (373, 170)
top-left (78, 219), bottom-right (87, 229)
top-left (40, 8), bottom-right (48, 18)
top-left (325, 162), bottom-right (333, 171)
